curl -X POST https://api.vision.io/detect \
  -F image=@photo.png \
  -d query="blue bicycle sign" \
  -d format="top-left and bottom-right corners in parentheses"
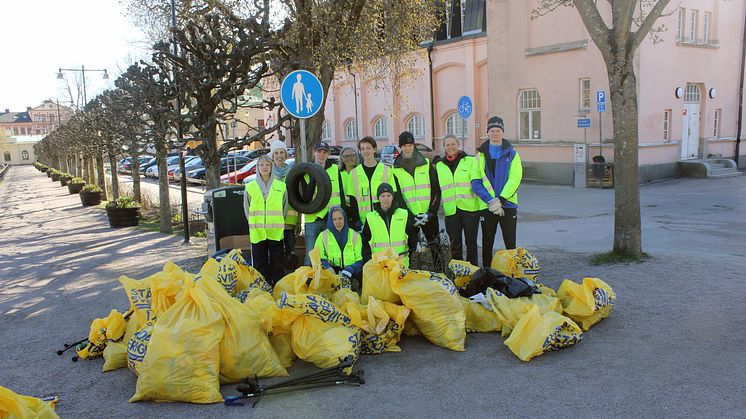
top-left (457, 96), bottom-right (473, 119)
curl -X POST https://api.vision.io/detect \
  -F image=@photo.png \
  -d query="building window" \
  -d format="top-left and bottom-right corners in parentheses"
top-left (21, 150), bottom-right (29, 160)
top-left (703, 12), bottom-right (711, 43)
top-left (689, 10), bottom-right (698, 41)
top-left (344, 119), bottom-right (358, 140)
top-left (3, 152), bottom-right (10, 162)
top-left (579, 78), bottom-right (591, 111)
top-left (435, 0), bottom-right (486, 41)
top-left (713, 109), bottom-right (721, 138)
top-left (406, 114), bottom-right (425, 139)
top-left (663, 109), bottom-right (671, 141)
top-left (373, 117), bottom-right (388, 139)
top-left (321, 121), bottom-right (332, 141)
top-left (519, 89), bottom-right (541, 140)
top-left (685, 83), bottom-right (701, 103)
top-left (445, 112), bottom-right (466, 137)
top-left (13, 128), bottom-right (18, 135)
top-left (677, 8), bottom-right (685, 40)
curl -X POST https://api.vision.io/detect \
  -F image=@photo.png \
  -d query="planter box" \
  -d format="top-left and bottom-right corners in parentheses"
top-left (51, 173), bottom-right (61, 181)
top-left (47, 171), bottom-right (52, 178)
top-left (106, 207), bottom-right (140, 228)
top-left (79, 191), bottom-right (103, 207)
top-left (68, 183), bottom-right (85, 194)
top-left (40, 167), bottom-right (48, 172)
top-left (60, 177), bottom-right (72, 186)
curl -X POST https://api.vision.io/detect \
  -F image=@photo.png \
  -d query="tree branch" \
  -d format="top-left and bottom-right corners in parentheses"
top-left (573, 0), bottom-right (613, 61)
top-left (633, 0), bottom-right (672, 48)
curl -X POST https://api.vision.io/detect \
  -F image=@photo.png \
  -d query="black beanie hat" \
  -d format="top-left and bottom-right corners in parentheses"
top-left (377, 183), bottom-right (394, 198)
top-left (487, 116), bottom-right (504, 133)
top-left (398, 131), bottom-right (415, 146)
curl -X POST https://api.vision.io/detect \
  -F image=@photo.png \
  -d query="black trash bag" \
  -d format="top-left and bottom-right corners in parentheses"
top-left (459, 267), bottom-right (541, 299)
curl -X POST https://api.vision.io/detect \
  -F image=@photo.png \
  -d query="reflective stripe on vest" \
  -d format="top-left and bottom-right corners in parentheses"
top-left (350, 163), bottom-right (394, 221)
top-left (319, 229), bottom-right (361, 269)
top-left (308, 164), bottom-right (342, 222)
top-left (365, 209), bottom-right (409, 262)
top-left (246, 179), bottom-right (286, 244)
top-left (435, 157), bottom-right (484, 216)
top-left (393, 159), bottom-right (431, 215)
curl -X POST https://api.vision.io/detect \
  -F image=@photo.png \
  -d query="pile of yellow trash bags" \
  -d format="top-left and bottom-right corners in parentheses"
top-left (0, 386), bottom-right (59, 419)
top-left (71, 246), bottom-right (615, 404)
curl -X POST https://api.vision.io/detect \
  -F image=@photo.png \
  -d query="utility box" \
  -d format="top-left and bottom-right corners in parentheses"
top-left (202, 185), bottom-right (250, 257)
top-left (574, 144), bottom-right (587, 188)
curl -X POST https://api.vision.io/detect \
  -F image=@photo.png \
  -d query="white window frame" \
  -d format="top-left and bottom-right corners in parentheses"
top-left (677, 8), bottom-right (685, 41)
top-left (663, 109), bottom-right (671, 141)
top-left (21, 150), bottom-right (29, 160)
top-left (579, 78), bottom-right (591, 111)
top-left (406, 114), bottom-right (425, 139)
top-left (445, 112), bottom-right (467, 137)
top-left (373, 117), bottom-right (388, 139)
top-left (321, 121), bottom-right (332, 141)
top-left (344, 119), bottom-right (358, 140)
top-left (703, 12), bottom-right (711, 44)
top-left (519, 89), bottom-right (542, 141)
top-left (713, 109), bottom-right (721, 138)
top-left (689, 10), bottom-right (698, 42)
top-left (685, 84), bottom-right (701, 103)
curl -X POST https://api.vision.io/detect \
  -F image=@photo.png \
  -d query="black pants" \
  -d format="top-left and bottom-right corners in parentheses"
top-left (251, 239), bottom-right (284, 285)
top-left (480, 208), bottom-right (517, 267)
top-left (420, 215), bottom-right (445, 267)
top-left (444, 209), bottom-right (480, 266)
top-left (283, 228), bottom-right (296, 255)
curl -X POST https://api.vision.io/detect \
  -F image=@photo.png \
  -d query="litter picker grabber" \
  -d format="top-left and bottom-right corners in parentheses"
top-left (224, 356), bottom-right (365, 407)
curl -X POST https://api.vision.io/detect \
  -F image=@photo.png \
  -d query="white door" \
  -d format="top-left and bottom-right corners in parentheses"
top-left (681, 84), bottom-right (701, 160)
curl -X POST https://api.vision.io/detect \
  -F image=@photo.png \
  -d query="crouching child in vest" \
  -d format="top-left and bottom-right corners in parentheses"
top-left (243, 155), bottom-right (288, 285)
top-left (314, 206), bottom-right (364, 292)
top-left (361, 183), bottom-right (418, 268)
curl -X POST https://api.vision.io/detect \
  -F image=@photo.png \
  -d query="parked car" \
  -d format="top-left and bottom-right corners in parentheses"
top-left (222, 159), bottom-right (259, 184)
top-left (138, 158), bottom-right (157, 175)
top-left (186, 156), bottom-right (250, 183)
top-left (168, 156), bottom-right (202, 182)
top-left (239, 158), bottom-right (298, 185)
top-left (145, 155), bottom-right (180, 178)
top-left (380, 143), bottom-right (436, 165)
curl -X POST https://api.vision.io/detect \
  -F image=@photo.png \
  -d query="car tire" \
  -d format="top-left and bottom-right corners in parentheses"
top-left (286, 162), bottom-right (331, 214)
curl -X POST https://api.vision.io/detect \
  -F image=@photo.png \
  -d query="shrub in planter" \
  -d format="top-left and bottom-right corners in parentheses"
top-left (79, 184), bottom-right (103, 207)
top-left (39, 164), bottom-right (48, 172)
top-left (67, 177), bottom-right (86, 194)
top-left (47, 169), bottom-right (54, 177)
top-left (51, 171), bottom-right (61, 181)
top-left (60, 173), bottom-right (73, 186)
top-left (105, 196), bottom-right (140, 228)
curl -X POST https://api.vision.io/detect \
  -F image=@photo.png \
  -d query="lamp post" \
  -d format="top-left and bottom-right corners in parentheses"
top-left (57, 66), bottom-right (109, 107)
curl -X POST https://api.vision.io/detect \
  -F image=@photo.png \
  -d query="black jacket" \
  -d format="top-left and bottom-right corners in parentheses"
top-left (361, 202), bottom-right (418, 263)
top-left (392, 150), bottom-right (441, 217)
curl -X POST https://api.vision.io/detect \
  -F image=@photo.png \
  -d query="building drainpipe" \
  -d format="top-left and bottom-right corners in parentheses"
top-left (736, 5), bottom-right (746, 167)
top-left (427, 44), bottom-right (436, 149)
top-left (351, 69), bottom-right (360, 141)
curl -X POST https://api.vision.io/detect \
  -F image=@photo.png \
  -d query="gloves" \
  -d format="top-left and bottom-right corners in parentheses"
top-left (340, 269), bottom-right (352, 279)
top-left (493, 207), bottom-right (505, 217)
top-left (487, 197), bottom-right (501, 212)
top-left (468, 293), bottom-right (493, 310)
top-left (412, 213), bottom-right (426, 227)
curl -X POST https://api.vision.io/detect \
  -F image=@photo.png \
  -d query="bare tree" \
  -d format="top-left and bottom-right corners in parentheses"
top-left (533, 0), bottom-right (672, 257)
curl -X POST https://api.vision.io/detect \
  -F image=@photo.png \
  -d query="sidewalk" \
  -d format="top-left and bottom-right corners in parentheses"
top-left (1, 165), bottom-right (745, 417)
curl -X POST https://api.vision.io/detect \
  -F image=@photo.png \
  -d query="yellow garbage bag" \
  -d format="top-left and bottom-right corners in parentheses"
top-left (197, 269), bottom-right (287, 383)
top-left (86, 309), bottom-right (127, 349)
top-left (270, 334), bottom-right (296, 369)
top-left (448, 259), bottom-right (481, 289)
top-left (273, 248), bottom-right (341, 300)
top-left (389, 270), bottom-right (466, 351)
top-left (504, 305), bottom-right (583, 361)
top-left (131, 279), bottom-right (224, 403)
top-left (343, 297), bottom-right (410, 354)
top-left (486, 288), bottom-right (562, 337)
top-left (150, 271), bottom-right (186, 319)
top-left (102, 342), bottom-right (128, 372)
top-left (126, 321), bottom-right (155, 375)
top-left (226, 249), bottom-right (273, 295)
top-left (291, 316), bottom-right (361, 372)
top-left (0, 386), bottom-right (59, 419)
top-left (278, 292), bottom-right (351, 325)
top-left (333, 288), bottom-right (361, 307)
top-left (461, 297), bottom-right (502, 333)
top-left (361, 248), bottom-right (403, 304)
top-left (119, 275), bottom-right (154, 326)
top-left (491, 248), bottom-right (541, 282)
top-left (557, 277), bottom-right (616, 331)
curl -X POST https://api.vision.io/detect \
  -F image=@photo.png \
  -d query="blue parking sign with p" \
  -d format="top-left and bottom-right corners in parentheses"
top-left (280, 70), bottom-right (324, 119)
top-left (596, 91), bottom-right (605, 104)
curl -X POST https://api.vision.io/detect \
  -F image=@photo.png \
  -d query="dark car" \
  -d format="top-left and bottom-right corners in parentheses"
top-left (120, 155), bottom-right (153, 174)
top-left (380, 143), bottom-right (436, 165)
top-left (186, 156), bottom-right (250, 182)
top-left (138, 158), bottom-right (157, 175)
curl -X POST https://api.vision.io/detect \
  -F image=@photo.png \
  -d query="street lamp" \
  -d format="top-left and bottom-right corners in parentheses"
top-left (56, 65), bottom-right (109, 107)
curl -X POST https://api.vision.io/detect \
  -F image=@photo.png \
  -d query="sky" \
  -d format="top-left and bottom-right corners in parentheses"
top-left (0, 0), bottom-right (150, 112)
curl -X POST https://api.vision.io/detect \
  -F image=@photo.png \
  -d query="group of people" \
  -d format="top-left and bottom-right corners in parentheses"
top-left (243, 116), bottom-right (523, 289)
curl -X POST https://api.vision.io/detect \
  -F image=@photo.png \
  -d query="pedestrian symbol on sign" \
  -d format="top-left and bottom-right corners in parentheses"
top-left (281, 70), bottom-right (324, 119)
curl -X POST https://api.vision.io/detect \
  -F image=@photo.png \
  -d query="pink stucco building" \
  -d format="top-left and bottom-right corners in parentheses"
top-left (317, 0), bottom-right (745, 184)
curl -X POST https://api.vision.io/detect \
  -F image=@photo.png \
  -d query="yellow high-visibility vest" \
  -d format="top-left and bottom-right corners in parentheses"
top-left (435, 157), bottom-right (485, 216)
top-left (393, 158), bottom-right (431, 215)
top-left (245, 179), bottom-right (286, 244)
top-left (349, 163), bottom-right (395, 222)
top-left (365, 208), bottom-right (409, 267)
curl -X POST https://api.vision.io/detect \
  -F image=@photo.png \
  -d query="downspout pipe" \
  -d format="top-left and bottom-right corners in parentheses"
top-left (427, 44), bottom-right (436, 149)
top-left (736, 5), bottom-right (746, 167)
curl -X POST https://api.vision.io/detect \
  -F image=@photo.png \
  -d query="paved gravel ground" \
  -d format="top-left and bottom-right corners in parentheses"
top-left (1, 165), bottom-right (745, 418)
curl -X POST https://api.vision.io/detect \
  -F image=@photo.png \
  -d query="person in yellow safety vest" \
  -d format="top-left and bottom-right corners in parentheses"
top-left (361, 183), bottom-right (418, 267)
top-left (299, 141), bottom-right (346, 265)
top-left (434, 134), bottom-right (485, 266)
top-left (314, 206), bottom-right (364, 292)
top-left (338, 147), bottom-right (359, 227)
top-left (346, 136), bottom-right (397, 232)
top-left (242, 155), bottom-right (288, 285)
top-left (269, 139), bottom-right (298, 263)
top-left (391, 131), bottom-right (443, 266)
top-left (471, 116), bottom-right (523, 267)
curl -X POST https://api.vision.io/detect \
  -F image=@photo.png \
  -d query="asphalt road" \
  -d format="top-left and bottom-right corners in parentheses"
top-left (116, 173), bottom-right (207, 208)
top-left (1, 165), bottom-right (745, 417)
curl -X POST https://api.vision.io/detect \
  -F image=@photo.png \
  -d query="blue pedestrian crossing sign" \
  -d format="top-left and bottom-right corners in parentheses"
top-left (280, 70), bottom-right (324, 119)
top-left (457, 96), bottom-right (473, 119)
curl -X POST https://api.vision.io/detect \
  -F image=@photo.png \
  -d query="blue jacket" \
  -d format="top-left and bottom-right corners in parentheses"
top-left (471, 139), bottom-right (522, 208)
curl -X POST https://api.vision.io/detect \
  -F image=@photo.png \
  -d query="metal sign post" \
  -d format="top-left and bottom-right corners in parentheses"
top-left (457, 96), bottom-right (473, 150)
top-left (280, 70), bottom-right (324, 163)
top-left (596, 91), bottom-right (606, 157)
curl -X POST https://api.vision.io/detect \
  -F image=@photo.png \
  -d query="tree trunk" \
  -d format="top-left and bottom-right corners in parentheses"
top-left (96, 155), bottom-right (108, 200)
top-left (86, 155), bottom-right (95, 184)
top-left (108, 153), bottom-right (120, 200)
top-left (131, 149), bottom-right (142, 202)
top-left (204, 124), bottom-right (222, 190)
top-left (607, 55), bottom-right (642, 256)
top-left (155, 141), bottom-right (173, 234)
